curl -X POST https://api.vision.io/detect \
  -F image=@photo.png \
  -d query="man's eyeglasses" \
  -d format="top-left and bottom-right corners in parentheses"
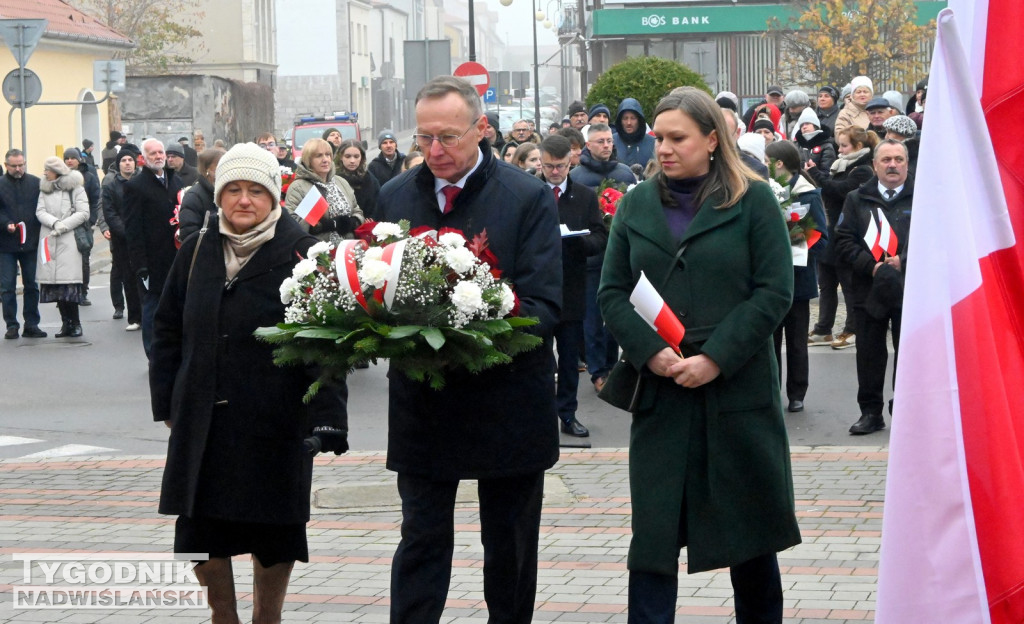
top-left (258, 141), bottom-right (277, 149)
top-left (513, 127), bottom-right (530, 134)
top-left (541, 162), bottom-right (570, 172)
top-left (413, 122), bottom-right (476, 149)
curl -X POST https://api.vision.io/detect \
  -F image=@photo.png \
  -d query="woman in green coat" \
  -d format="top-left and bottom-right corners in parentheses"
top-left (597, 87), bottom-right (801, 624)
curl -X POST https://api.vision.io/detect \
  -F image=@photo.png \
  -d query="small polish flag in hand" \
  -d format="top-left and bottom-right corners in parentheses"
top-left (629, 271), bottom-right (686, 354)
top-left (39, 237), bottom-right (52, 264)
top-left (293, 186), bottom-right (329, 226)
top-left (17, 221), bottom-right (26, 245)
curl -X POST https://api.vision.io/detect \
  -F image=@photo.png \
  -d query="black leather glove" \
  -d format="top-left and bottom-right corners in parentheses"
top-left (307, 425), bottom-right (348, 455)
top-left (309, 217), bottom-right (336, 235)
top-left (337, 216), bottom-right (361, 234)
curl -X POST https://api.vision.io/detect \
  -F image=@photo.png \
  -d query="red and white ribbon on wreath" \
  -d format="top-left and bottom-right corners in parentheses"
top-left (377, 239), bottom-right (408, 310)
top-left (337, 239), bottom-right (369, 311)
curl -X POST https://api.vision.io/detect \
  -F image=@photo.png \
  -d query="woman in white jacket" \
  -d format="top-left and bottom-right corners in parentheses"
top-left (36, 156), bottom-right (90, 337)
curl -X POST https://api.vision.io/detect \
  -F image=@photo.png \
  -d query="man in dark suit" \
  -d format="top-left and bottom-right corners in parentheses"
top-left (834, 139), bottom-right (913, 435)
top-left (0, 149), bottom-right (45, 339)
top-left (375, 76), bottom-right (562, 623)
top-left (539, 134), bottom-right (607, 437)
top-left (123, 138), bottom-right (183, 358)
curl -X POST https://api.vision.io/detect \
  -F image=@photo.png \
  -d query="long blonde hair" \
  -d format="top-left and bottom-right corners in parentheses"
top-left (652, 87), bottom-right (760, 209)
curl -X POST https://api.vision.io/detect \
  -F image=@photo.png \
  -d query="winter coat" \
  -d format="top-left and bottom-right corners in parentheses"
top-left (816, 105), bottom-right (839, 135)
top-left (568, 148), bottom-right (635, 190)
top-left (545, 175), bottom-right (607, 321)
top-left (181, 143), bottom-right (198, 168)
top-left (100, 171), bottom-right (131, 239)
top-left (375, 141), bottom-right (562, 481)
top-left (795, 128), bottom-right (837, 174)
top-left (835, 101), bottom-right (870, 136)
top-left (176, 175), bottom-right (217, 242)
top-left (788, 174), bottom-right (828, 301)
top-left (368, 151), bottom-right (405, 186)
top-left (151, 215), bottom-right (347, 524)
top-left (284, 162), bottom-right (364, 241)
top-left (597, 178), bottom-right (800, 575)
top-left (0, 171), bottom-right (41, 252)
top-left (35, 171), bottom-right (90, 285)
top-left (124, 167), bottom-right (184, 295)
top-left (612, 98), bottom-right (656, 169)
top-left (100, 143), bottom-right (119, 174)
top-left (79, 167), bottom-right (101, 227)
top-left (174, 163), bottom-right (200, 188)
top-left (834, 176), bottom-right (913, 306)
top-left (338, 169), bottom-right (380, 220)
top-left (809, 148), bottom-right (874, 265)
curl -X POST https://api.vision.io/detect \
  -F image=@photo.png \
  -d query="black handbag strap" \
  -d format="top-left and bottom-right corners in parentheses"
top-left (659, 243), bottom-right (687, 290)
top-left (187, 211), bottom-right (212, 288)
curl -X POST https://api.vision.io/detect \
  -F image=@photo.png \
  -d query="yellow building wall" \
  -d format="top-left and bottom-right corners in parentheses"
top-left (0, 42), bottom-right (116, 173)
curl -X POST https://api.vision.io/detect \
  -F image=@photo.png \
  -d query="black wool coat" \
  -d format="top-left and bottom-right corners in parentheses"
top-left (100, 172), bottom-right (130, 238)
top-left (368, 151), bottom-right (404, 186)
top-left (151, 215), bottom-right (347, 524)
top-left (0, 172), bottom-right (41, 253)
top-left (124, 167), bottom-right (184, 294)
top-left (375, 142), bottom-right (562, 480)
top-left (544, 175), bottom-right (607, 322)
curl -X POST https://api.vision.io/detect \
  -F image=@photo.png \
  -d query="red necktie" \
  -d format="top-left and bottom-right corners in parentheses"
top-left (442, 185), bottom-right (461, 214)
top-left (553, 186), bottom-right (561, 202)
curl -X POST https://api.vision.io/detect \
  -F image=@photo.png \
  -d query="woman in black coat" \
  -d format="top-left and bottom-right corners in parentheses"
top-left (150, 143), bottom-right (348, 623)
top-left (335, 138), bottom-right (380, 220)
top-left (804, 126), bottom-right (877, 348)
top-left (176, 147), bottom-right (225, 242)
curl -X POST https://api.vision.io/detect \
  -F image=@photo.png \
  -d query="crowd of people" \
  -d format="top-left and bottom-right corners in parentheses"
top-left (0, 70), bottom-right (922, 623)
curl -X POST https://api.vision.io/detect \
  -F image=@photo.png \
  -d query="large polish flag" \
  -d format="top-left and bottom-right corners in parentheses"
top-left (293, 186), bottom-right (328, 226)
top-left (876, 3), bottom-right (1024, 624)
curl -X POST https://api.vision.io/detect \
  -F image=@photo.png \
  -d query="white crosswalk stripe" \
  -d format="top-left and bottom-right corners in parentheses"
top-left (0, 435), bottom-right (44, 446)
top-left (0, 436), bottom-right (119, 459)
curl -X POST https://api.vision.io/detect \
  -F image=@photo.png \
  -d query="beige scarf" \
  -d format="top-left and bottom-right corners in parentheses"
top-left (219, 207), bottom-right (282, 282)
top-left (829, 147), bottom-right (871, 175)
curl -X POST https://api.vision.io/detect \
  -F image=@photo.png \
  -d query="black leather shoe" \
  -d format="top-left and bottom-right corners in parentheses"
top-left (787, 399), bottom-right (804, 413)
top-left (68, 323), bottom-right (83, 338)
top-left (22, 326), bottom-right (47, 338)
top-left (560, 418), bottom-right (590, 437)
top-left (849, 413), bottom-right (885, 435)
top-left (4, 327), bottom-right (19, 339)
top-left (55, 323), bottom-right (72, 338)
top-left (112, 308), bottom-right (124, 320)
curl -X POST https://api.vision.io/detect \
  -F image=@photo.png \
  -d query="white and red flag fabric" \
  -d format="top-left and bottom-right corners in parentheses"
top-left (876, 3), bottom-right (1024, 624)
top-left (862, 214), bottom-right (881, 260)
top-left (39, 238), bottom-right (52, 264)
top-left (876, 210), bottom-right (898, 258)
top-left (16, 221), bottom-right (26, 245)
top-left (628, 271), bottom-right (685, 354)
top-left (293, 186), bottom-right (328, 226)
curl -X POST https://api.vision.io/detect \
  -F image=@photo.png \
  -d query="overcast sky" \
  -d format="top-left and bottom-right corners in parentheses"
top-left (277, 0), bottom-right (560, 76)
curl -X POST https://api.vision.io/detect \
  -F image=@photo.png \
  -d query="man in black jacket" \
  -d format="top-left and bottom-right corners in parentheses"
top-left (0, 149), bottom-right (45, 338)
top-left (367, 130), bottom-right (404, 185)
top-left (124, 138), bottom-right (183, 358)
top-left (834, 140), bottom-right (913, 435)
top-left (376, 76), bottom-right (561, 624)
top-left (177, 136), bottom-right (198, 167)
top-left (539, 135), bottom-right (607, 437)
top-left (165, 143), bottom-right (199, 187)
top-left (101, 149), bottom-right (142, 329)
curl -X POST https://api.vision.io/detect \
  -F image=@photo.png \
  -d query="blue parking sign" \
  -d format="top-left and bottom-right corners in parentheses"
top-left (484, 88), bottom-right (497, 103)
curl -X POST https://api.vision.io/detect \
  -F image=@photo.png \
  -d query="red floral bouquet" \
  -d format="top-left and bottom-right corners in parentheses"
top-left (596, 179), bottom-right (629, 229)
top-left (280, 165), bottom-right (295, 207)
top-left (256, 220), bottom-right (542, 397)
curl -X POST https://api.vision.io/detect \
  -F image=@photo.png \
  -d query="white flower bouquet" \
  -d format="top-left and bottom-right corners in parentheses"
top-left (256, 220), bottom-right (542, 398)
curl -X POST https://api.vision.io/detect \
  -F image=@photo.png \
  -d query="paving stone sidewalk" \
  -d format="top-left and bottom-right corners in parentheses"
top-left (0, 447), bottom-right (886, 623)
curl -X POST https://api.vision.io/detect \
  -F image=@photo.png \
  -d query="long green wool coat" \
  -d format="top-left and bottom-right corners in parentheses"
top-left (597, 177), bottom-right (802, 575)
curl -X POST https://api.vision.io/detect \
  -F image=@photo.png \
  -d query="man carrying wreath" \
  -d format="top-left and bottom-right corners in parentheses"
top-left (374, 75), bottom-right (562, 623)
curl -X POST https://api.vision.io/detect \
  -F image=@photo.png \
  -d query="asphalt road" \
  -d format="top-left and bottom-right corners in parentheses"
top-left (0, 268), bottom-right (893, 461)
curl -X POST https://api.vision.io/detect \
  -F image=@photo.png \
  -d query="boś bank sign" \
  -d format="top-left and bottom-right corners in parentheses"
top-left (592, 2), bottom-right (945, 36)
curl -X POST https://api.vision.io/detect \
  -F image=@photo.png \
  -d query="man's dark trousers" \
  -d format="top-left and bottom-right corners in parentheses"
top-left (554, 320), bottom-right (583, 425)
top-left (0, 250), bottom-right (40, 330)
top-left (854, 304), bottom-right (902, 416)
top-left (390, 471), bottom-right (545, 623)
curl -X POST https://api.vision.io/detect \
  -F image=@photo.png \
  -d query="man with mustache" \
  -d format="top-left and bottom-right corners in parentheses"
top-left (834, 139), bottom-right (913, 435)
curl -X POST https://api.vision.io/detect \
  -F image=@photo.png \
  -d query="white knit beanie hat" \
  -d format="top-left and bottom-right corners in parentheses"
top-left (213, 142), bottom-right (282, 207)
top-left (737, 132), bottom-right (767, 164)
top-left (796, 107), bottom-right (821, 129)
top-left (850, 75), bottom-right (874, 94)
